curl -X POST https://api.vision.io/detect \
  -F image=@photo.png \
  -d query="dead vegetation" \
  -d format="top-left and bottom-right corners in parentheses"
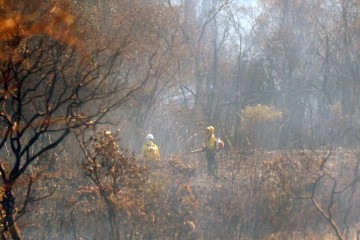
top-left (15, 133), bottom-right (360, 239)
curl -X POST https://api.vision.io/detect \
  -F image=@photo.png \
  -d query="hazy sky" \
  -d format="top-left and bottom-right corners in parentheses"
top-left (239, 0), bottom-right (257, 6)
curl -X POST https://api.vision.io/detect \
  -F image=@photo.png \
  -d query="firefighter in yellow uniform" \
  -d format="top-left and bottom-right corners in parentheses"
top-left (141, 134), bottom-right (160, 161)
top-left (202, 126), bottom-right (216, 176)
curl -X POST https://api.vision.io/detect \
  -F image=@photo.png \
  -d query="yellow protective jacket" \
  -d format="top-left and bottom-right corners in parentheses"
top-left (141, 140), bottom-right (160, 161)
top-left (205, 134), bottom-right (216, 152)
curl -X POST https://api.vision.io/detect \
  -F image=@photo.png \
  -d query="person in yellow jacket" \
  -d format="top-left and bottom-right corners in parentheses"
top-left (202, 126), bottom-right (217, 176)
top-left (141, 134), bottom-right (160, 161)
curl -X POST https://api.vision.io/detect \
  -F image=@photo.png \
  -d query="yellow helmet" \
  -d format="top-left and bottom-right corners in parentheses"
top-left (206, 126), bottom-right (215, 133)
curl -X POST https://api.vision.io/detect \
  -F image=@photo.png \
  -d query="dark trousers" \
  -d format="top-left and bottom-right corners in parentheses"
top-left (206, 151), bottom-right (216, 176)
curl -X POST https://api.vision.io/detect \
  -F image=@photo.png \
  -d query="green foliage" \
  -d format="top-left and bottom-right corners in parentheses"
top-left (240, 104), bottom-right (283, 128)
top-left (239, 104), bottom-right (282, 150)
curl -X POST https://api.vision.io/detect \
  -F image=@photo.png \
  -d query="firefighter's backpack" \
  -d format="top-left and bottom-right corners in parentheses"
top-left (215, 138), bottom-right (224, 151)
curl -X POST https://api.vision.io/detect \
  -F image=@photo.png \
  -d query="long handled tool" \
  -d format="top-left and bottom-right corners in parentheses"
top-left (190, 148), bottom-right (203, 154)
